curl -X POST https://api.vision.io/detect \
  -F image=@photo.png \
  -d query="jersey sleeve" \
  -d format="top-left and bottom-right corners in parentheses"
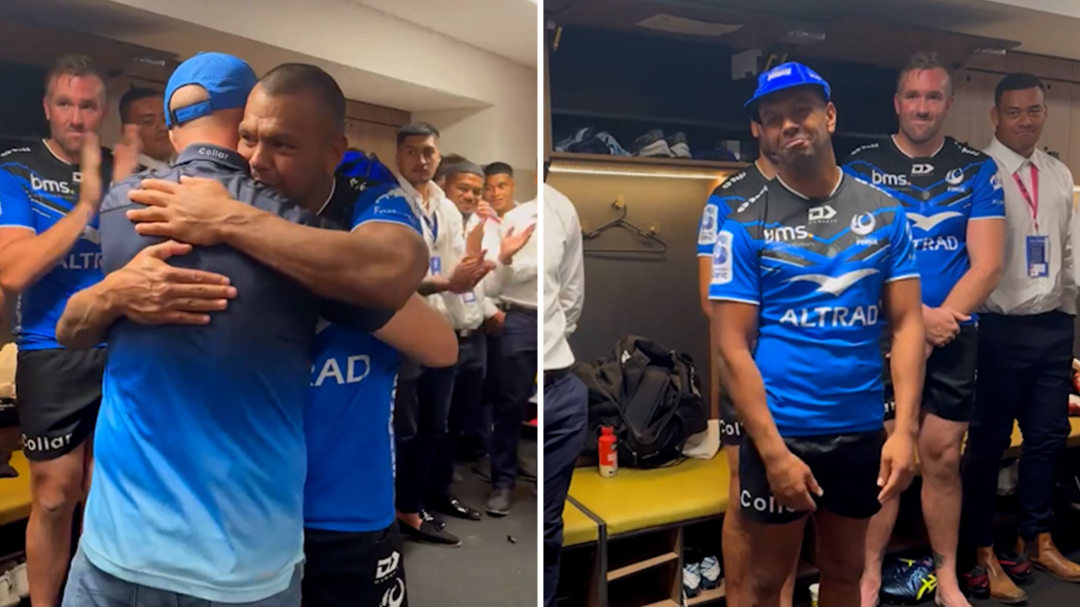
top-left (696, 194), bottom-right (731, 257)
top-left (320, 300), bottom-right (395, 335)
top-left (707, 221), bottom-right (760, 305)
top-left (0, 170), bottom-right (35, 231)
top-left (970, 159), bottom-right (1005, 220)
top-left (885, 205), bottom-right (920, 283)
top-left (352, 186), bottom-right (422, 234)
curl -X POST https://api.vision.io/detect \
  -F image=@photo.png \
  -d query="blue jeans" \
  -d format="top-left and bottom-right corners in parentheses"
top-left (62, 548), bottom-right (303, 607)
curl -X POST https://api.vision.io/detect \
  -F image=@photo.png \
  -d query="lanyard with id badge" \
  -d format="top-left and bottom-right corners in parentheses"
top-left (423, 208), bottom-right (441, 276)
top-left (1015, 165), bottom-right (1048, 278)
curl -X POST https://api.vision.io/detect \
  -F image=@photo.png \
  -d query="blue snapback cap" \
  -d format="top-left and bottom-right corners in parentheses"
top-left (164, 52), bottom-right (258, 128)
top-left (744, 62), bottom-right (831, 110)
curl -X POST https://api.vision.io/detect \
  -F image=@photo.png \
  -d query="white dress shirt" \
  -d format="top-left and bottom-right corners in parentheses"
top-left (542, 184), bottom-right (585, 371)
top-left (402, 178), bottom-right (485, 332)
top-left (981, 137), bottom-right (1078, 316)
top-left (466, 212), bottom-right (502, 319)
top-left (484, 200), bottom-right (539, 310)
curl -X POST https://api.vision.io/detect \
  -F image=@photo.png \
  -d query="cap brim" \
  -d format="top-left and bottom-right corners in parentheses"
top-left (744, 82), bottom-right (830, 111)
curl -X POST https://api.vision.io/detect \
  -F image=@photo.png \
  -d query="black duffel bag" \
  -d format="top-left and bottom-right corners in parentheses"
top-left (572, 336), bottom-right (706, 469)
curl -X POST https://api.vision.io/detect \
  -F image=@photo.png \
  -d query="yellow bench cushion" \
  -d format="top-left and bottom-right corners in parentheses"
top-left (0, 450), bottom-right (31, 526)
top-left (562, 500), bottom-right (599, 547)
top-left (569, 454), bottom-right (730, 538)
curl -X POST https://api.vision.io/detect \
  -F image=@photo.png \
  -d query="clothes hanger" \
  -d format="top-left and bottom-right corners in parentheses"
top-left (583, 195), bottom-right (667, 254)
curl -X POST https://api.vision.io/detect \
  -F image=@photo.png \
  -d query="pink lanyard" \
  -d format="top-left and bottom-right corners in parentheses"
top-left (1013, 163), bottom-right (1039, 232)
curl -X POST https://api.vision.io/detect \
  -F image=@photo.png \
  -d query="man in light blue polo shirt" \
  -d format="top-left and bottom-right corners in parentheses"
top-left (56, 53), bottom-right (398, 607)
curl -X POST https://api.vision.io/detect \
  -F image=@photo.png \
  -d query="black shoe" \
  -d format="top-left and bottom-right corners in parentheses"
top-left (474, 457), bottom-right (492, 482)
top-left (429, 495), bottom-right (482, 521)
top-left (400, 517), bottom-right (461, 547)
top-left (486, 488), bottom-right (512, 517)
top-left (0, 463), bottom-right (17, 479)
top-left (995, 547), bottom-right (1034, 584)
top-left (420, 509), bottom-right (447, 531)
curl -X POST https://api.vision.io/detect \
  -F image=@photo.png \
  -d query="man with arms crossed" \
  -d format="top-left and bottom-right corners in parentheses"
top-left (55, 54), bottom-right (423, 607)
top-left (711, 62), bottom-right (923, 607)
top-left (844, 52), bottom-right (1005, 607)
top-left (959, 73), bottom-right (1080, 603)
top-left (696, 116), bottom-right (795, 607)
top-left (0, 54), bottom-right (118, 607)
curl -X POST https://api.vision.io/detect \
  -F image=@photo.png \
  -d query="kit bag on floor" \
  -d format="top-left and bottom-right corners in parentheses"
top-left (572, 336), bottom-right (706, 469)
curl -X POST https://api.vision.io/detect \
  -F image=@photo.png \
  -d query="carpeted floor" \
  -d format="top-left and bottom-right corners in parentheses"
top-left (403, 435), bottom-right (538, 607)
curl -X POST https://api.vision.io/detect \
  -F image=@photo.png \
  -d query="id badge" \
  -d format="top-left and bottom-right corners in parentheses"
top-left (1026, 235), bottom-right (1049, 278)
top-left (430, 256), bottom-right (442, 276)
top-left (463, 291), bottom-right (477, 304)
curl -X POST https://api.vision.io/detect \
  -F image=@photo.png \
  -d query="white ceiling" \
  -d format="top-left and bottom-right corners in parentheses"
top-left (695, 0), bottom-right (1080, 62)
top-left (348, 0), bottom-right (538, 68)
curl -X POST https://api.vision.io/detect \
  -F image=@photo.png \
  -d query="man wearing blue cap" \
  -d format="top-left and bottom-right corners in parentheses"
top-left (53, 52), bottom-right (412, 607)
top-left (843, 52), bottom-right (1005, 607)
top-left (709, 62), bottom-right (925, 607)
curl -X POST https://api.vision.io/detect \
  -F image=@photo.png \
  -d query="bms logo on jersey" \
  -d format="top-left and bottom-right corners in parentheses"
top-left (871, 171), bottom-right (909, 187)
top-left (764, 225), bottom-right (809, 243)
top-left (30, 174), bottom-right (73, 195)
top-left (711, 231), bottom-right (733, 285)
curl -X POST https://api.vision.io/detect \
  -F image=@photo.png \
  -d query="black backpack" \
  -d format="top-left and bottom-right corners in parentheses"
top-left (572, 336), bottom-right (707, 469)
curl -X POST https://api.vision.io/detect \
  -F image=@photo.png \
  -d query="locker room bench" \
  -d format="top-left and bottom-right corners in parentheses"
top-left (0, 450), bottom-right (31, 527)
top-left (558, 418), bottom-right (1080, 607)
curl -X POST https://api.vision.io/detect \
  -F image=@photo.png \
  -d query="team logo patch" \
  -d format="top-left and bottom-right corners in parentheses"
top-left (945, 168), bottom-right (964, 185)
top-left (990, 173), bottom-right (1003, 191)
top-left (711, 231), bottom-right (733, 285)
top-left (698, 205), bottom-right (718, 246)
top-left (850, 212), bottom-right (876, 236)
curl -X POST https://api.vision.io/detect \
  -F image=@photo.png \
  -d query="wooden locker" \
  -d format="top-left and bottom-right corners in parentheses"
top-left (945, 70), bottom-right (976, 146)
top-left (345, 119), bottom-right (399, 166)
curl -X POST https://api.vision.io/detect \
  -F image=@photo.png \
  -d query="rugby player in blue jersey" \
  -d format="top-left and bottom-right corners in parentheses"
top-left (695, 114), bottom-right (790, 607)
top-left (711, 62), bottom-right (925, 607)
top-left (0, 53), bottom-right (140, 607)
top-left (844, 52), bottom-right (1005, 607)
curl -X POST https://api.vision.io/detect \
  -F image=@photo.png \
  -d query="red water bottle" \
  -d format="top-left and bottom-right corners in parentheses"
top-left (599, 426), bottom-right (618, 478)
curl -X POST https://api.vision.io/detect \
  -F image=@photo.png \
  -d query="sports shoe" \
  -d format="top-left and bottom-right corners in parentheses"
top-left (995, 546), bottom-right (1033, 584)
top-left (0, 573), bottom-right (18, 607)
top-left (555, 127), bottom-right (594, 152)
top-left (880, 556), bottom-right (937, 605)
top-left (486, 488), bottom-right (512, 517)
top-left (596, 131), bottom-right (631, 156)
top-left (630, 130), bottom-right (673, 157)
top-left (667, 132), bottom-right (691, 159)
top-left (959, 564), bottom-right (989, 599)
top-left (683, 561), bottom-right (702, 599)
top-left (699, 555), bottom-right (721, 590)
top-left (8, 564), bottom-right (26, 599)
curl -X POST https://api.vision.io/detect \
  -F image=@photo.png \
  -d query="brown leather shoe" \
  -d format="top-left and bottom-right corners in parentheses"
top-left (975, 547), bottom-right (1028, 603)
top-left (1017, 533), bottom-right (1080, 583)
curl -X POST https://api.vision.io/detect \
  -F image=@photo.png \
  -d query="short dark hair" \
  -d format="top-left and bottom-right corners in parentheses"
top-left (484, 162), bottom-right (513, 178)
top-left (259, 63), bottom-right (346, 134)
top-left (397, 122), bottom-right (439, 146)
top-left (898, 51), bottom-right (952, 96)
top-left (119, 88), bottom-right (163, 124)
top-left (45, 54), bottom-right (107, 98)
top-left (435, 153), bottom-right (468, 181)
top-left (995, 72), bottom-right (1045, 107)
top-left (444, 160), bottom-right (485, 184)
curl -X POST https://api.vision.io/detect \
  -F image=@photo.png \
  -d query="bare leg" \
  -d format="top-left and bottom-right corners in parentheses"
top-left (26, 442), bottom-right (88, 607)
top-left (860, 420), bottom-right (898, 607)
top-left (723, 446), bottom-right (748, 607)
top-left (745, 516), bottom-right (807, 607)
top-left (815, 510), bottom-right (871, 607)
top-left (919, 414), bottom-right (972, 607)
